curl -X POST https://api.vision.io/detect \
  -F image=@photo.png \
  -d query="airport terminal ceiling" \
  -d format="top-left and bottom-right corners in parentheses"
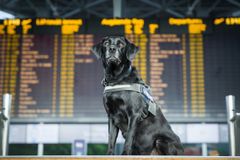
top-left (1, 0), bottom-right (240, 19)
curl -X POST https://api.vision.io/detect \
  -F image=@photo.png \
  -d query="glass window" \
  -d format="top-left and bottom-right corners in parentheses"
top-left (207, 143), bottom-right (229, 156)
top-left (9, 144), bottom-right (38, 155)
top-left (183, 143), bottom-right (202, 155)
top-left (44, 144), bottom-right (71, 155)
top-left (87, 143), bottom-right (107, 155)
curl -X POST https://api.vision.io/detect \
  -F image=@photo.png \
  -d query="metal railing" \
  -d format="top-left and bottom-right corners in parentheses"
top-left (226, 95), bottom-right (240, 156)
top-left (0, 93), bottom-right (12, 156)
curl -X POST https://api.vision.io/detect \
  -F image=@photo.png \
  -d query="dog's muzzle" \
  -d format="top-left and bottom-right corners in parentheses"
top-left (107, 57), bottom-right (121, 65)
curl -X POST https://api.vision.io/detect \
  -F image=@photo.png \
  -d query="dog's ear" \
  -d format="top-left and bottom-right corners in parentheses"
top-left (91, 37), bottom-right (109, 59)
top-left (91, 42), bottom-right (102, 59)
top-left (125, 38), bottom-right (139, 62)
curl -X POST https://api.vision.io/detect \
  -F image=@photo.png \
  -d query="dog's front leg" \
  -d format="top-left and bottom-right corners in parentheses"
top-left (122, 115), bottom-right (138, 155)
top-left (107, 118), bottom-right (119, 155)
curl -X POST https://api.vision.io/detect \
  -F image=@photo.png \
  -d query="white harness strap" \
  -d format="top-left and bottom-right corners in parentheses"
top-left (104, 84), bottom-right (142, 93)
top-left (104, 84), bottom-right (157, 116)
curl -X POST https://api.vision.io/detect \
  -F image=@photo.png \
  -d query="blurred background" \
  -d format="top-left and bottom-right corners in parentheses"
top-left (0, 0), bottom-right (240, 156)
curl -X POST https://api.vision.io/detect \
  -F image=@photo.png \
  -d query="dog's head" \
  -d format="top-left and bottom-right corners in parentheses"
top-left (91, 36), bottom-right (139, 67)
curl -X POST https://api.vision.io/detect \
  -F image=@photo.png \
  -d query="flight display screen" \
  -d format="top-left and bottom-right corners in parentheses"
top-left (0, 18), bottom-right (240, 121)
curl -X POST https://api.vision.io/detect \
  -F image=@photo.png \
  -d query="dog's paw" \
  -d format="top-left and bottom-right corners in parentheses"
top-left (107, 150), bottom-right (114, 155)
top-left (122, 149), bottom-right (133, 155)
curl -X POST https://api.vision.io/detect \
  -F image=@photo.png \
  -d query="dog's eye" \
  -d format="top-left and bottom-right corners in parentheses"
top-left (118, 42), bottom-right (125, 48)
top-left (103, 41), bottom-right (109, 46)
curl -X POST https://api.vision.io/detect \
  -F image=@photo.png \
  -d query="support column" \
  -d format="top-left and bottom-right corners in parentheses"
top-left (226, 95), bottom-right (236, 156)
top-left (1, 93), bottom-right (12, 156)
top-left (113, 0), bottom-right (124, 17)
top-left (38, 143), bottom-right (44, 156)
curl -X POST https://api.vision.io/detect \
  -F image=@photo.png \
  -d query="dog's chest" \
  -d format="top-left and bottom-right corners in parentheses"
top-left (104, 92), bottom-right (129, 132)
top-left (104, 92), bottom-right (130, 114)
top-left (104, 91), bottom-right (128, 105)
top-left (104, 92), bottom-right (128, 110)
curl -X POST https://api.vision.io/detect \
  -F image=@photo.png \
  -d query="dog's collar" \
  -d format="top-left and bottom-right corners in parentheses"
top-left (102, 66), bottom-right (132, 86)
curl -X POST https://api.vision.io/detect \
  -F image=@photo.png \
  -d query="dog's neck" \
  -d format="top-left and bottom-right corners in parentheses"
top-left (103, 63), bottom-right (131, 86)
top-left (102, 64), bottom-right (145, 86)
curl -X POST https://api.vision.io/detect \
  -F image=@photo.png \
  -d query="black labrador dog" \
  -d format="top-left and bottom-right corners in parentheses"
top-left (92, 36), bottom-right (184, 155)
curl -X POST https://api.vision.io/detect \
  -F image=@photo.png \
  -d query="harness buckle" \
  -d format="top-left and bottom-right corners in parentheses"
top-left (142, 86), bottom-right (154, 102)
top-left (148, 101), bottom-right (157, 116)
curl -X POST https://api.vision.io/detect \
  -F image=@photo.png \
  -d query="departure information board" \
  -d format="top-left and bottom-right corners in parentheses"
top-left (0, 18), bottom-right (240, 121)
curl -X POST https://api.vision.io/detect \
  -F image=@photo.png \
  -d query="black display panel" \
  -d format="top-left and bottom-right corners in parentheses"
top-left (0, 18), bottom-right (239, 121)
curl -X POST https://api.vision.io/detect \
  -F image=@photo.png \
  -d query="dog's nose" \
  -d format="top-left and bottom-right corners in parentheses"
top-left (109, 47), bottom-right (116, 53)
top-left (107, 57), bottom-right (121, 65)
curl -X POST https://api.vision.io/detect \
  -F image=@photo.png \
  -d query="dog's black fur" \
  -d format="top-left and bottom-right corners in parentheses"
top-left (92, 36), bottom-right (184, 155)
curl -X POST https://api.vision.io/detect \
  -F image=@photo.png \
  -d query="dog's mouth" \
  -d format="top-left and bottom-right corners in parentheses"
top-left (106, 57), bottom-right (121, 66)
